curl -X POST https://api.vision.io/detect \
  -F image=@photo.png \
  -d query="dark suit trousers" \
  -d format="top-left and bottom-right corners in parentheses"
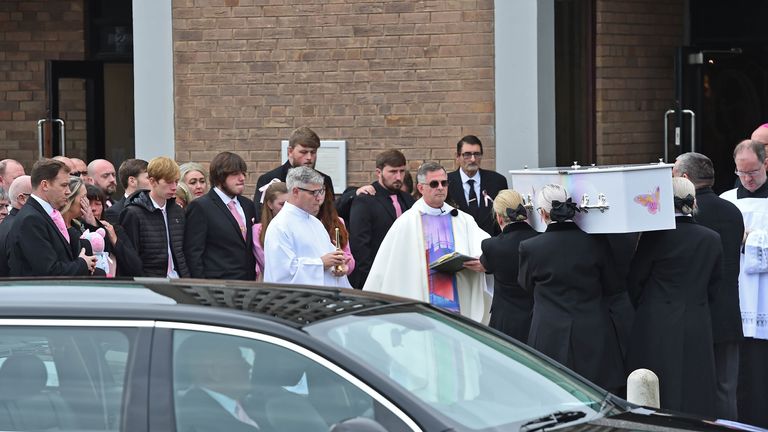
top-left (738, 338), bottom-right (768, 427)
top-left (714, 341), bottom-right (739, 421)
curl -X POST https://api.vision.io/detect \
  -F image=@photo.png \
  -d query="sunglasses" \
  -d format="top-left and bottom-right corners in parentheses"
top-left (70, 171), bottom-right (85, 177)
top-left (426, 180), bottom-right (449, 188)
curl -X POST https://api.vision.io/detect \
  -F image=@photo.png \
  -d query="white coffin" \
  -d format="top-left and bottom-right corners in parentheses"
top-left (508, 163), bottom-right (675, 233)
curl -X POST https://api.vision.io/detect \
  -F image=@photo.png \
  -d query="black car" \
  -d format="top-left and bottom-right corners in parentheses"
top-left (0, 278), bottom-right (762, 432)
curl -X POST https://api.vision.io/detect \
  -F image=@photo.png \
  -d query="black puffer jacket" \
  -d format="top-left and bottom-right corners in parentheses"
top-left (119, 190), bottom-right (190, 277)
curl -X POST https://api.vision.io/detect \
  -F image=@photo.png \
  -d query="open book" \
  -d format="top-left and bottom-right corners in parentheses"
top-left (429, 252), bottom-right (476, 273)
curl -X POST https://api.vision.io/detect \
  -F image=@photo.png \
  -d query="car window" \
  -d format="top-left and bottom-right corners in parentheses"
top-left (307, 308), bottom-right (607, 431)
top-left (0, 326), bottom-right (136, 431)
top-left (172, 329), bottom-right (412, 432)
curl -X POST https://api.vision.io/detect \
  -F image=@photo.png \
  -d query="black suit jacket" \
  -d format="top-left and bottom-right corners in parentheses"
top-left (252, 161), bottom-right (334, 222)
top-left (0, 208), bottom-right (20, 276)
top-left (185, 189), bottom-right (257, 280)
top-left (348, 182), bottom-right (415, 289)
top-left (176, 388), bottom-right (260, 432)
top-left (693, 187), bottom-right (744, 344)
top-left (518, 222), bottom-right (625, 391)
top-left (103, 195), bottom-right (126, 225)
top-left (446, 168), bottom-right (508, 236)
top-left (8, 198), bottom-right (90, 276)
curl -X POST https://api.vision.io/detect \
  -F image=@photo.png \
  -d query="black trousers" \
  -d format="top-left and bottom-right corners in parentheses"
top-left (714, 341), bottom-right (739, 421)
top-left (738, 338), bottom-right (768, 427)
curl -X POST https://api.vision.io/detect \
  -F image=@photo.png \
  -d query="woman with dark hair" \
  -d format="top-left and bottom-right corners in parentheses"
top-left (479, 189), bottom-right (538, 342)
top-left (627, 177), bottom-right (722, 416)
top-left (518, 184), bottom-right (624, 392)
top-left (317, 182), bottom-right (354, 275)
top-left (85, 184), bottom-right (106, 221)
top-left (253, 181), bottom-right (288, 279)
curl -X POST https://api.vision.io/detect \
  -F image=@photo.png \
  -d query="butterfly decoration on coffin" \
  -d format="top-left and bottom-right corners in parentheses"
top-left (634, 186), bottom-right (660, 214)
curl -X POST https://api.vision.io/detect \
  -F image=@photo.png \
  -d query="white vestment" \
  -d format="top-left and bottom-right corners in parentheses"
top-left (721, 188), bottom-right (768, 339)
top-left (263, 202), bottom-right (351, 288)
top-left (363, 199), bottom-right (490, 322)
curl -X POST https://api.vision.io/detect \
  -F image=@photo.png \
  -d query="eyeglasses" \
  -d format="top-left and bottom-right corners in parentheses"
top-left (427, 180), bottom-right (449, 188)
top-left (735, 169), bottom-right (763, 177)
top-left (297, 187), bottom-right (326, 197)
top-left (461, 152), bottom-right (483, 160)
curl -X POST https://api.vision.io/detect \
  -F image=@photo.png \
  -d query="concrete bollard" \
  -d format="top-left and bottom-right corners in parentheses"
top-left (626, 368), bottom-right (660, 408)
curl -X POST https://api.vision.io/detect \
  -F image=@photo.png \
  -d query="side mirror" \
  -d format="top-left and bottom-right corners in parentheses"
top-left (330, 417), bottom-right (388, 432)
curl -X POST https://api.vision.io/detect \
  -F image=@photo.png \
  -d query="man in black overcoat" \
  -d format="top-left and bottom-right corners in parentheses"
top-left (674, 152), bottom-right (744, 420)
top-left (446, 135), bottom-right (508, 236)
top-left (348, 150), bottom-right (415, 289)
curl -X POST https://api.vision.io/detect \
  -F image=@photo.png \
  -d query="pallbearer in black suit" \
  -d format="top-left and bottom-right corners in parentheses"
top-left (627, 177), bottom-right (722, 417)
top-left (104, 159), bottom-right (149, 225)
top-left (185, 152), bottom-right (257, 281)
top-left (518, 184), bottom-right (624, 392)
top-left (447, 135), bottom-right (508, 236)
top-left (348, 150), bottom-right (415, 289)
top-left (674, 152), bottom-right (743, 420)
top-left (8, 159), bottom-right (98, 276)
top-left (0, 175), bottom-right (31, 277)
top-left (252, 126), bottom-right (334, 222)
top-left (479, 190), bottom-right (537, 342)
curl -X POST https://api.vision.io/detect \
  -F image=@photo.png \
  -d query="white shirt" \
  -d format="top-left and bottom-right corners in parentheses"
top-left (214, 187), bottom-right (246, 223)
top-left (30, 194), bottom-right (54, 217)
top-left (149, 195), bottom-right (179, 279)
top-left (459, 169), bottom-right (481, 206)
top-left (263, 202), bottom-right (351, 288)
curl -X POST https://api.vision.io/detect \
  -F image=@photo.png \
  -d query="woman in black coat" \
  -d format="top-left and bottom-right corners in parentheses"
top-left (480, 189), bottom-right (538, 342)
top-left (518, 184), bottom-right (625, 392)
top-left (627, 177), bottom-right (722, 417)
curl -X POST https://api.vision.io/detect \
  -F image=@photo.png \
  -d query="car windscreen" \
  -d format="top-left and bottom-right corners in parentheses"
top-left (306, 306), bottom-right (608, 431)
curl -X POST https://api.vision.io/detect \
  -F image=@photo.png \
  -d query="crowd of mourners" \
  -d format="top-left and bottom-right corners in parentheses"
top-left (2, 124), bottom-right (768, 426)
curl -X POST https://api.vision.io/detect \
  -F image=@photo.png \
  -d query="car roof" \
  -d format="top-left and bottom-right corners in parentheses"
top-left (0, 278), bottom-right (417, 328)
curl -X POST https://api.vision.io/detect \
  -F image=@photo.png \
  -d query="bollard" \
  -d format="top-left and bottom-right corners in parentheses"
top-left (626, 368), bottom-right (660, 408)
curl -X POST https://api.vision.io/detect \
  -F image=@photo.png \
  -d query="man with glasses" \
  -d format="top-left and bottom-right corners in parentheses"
top-left (720, 139), bottom-right (768, 427)
top-left (364, 162), bottom-right (490, 322)
top-left (446, 135), bottom-right (508, 236)
top-left (263, 166), bottom-right (350, 287)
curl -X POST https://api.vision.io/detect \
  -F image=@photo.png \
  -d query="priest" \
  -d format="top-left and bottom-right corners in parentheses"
top-left (363, 161), bottom-right (490, 322)
top-left (263, 166), bottom-right (351, 288)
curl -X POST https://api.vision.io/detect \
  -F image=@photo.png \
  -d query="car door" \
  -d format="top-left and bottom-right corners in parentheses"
top-left (147, 321), bottom-right (422, 432)
top-left (0, 319), bottom-right (153, 432)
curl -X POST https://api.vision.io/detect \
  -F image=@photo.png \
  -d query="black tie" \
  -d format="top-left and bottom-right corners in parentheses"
top-left (467, 179), bottom-right (478, 209)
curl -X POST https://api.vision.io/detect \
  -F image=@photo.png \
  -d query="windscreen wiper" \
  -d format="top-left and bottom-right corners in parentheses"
top-left (519, 410), bottom-right (587, 432)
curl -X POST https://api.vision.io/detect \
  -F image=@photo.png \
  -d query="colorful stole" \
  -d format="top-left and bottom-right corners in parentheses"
top-left (421, 213), bottom-right (460, 313)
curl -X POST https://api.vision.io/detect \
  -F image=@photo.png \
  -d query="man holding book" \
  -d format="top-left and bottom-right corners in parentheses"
top-left (363, 161), bottom-right (490, 322)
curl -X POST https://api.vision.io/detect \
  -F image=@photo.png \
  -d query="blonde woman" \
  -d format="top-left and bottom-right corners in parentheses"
top-left (479, 189), bottom-right (538, 342)
top-left (179, 162), bottom-right (209, 201)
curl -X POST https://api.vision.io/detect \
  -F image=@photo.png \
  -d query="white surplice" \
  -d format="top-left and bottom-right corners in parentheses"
top-left (363, 198), bottom-right (490, 322)
top-left (721, 188), bottom-right (768, 339)
top-left (263, 202), bottom-right (351, 288)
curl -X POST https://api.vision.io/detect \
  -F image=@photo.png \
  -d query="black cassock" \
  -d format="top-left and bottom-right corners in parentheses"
top-left (480, 222), bottom-right (538, 343)
top-left (627, 216), bottom-right (722, 417)
top-left (518, 221), bottom-right (625, 392)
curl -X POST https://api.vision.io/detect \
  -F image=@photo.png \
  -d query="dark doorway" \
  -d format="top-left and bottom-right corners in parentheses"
top-left (676, 0), bottom-right (768, 193)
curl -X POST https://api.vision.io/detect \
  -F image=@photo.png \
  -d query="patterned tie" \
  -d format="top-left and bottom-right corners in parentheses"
top-left (51, 209), bottom-right (70, 243)
top-left (467, 179), bottom-right (478, 209)
top-left (390, 194), bottom-right (402, 218)
top-left (227, 199), bottom-right (247, 240)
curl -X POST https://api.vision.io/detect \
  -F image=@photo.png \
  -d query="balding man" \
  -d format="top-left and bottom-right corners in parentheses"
top-left (0, 175), bottom-right (32, 276)
top-left (675, 152), bottom-right (743, 420)
top-left (0, 159), bottom-right (25, 191)
top-left (71, 158), bottom-right (87, 178)
top-left (52, 155), bottom-right (76, 171)
top-left (87, 159), bottom-right (117, 206)
top-left (720, 140), bottom-right (768, 427)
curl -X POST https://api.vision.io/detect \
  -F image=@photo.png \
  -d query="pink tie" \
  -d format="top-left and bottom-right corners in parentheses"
top-left (390, 195), bottom-right (402, 218)
top-left (235, 401), bottom-right (259, 429)
top-left (227, 200), bottom-right (247, 240)
top-left (51, 209), bottom-right (70, 243)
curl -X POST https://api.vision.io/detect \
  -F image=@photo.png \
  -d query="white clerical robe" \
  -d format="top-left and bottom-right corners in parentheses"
top-left (363, 199), bottom-right (490, 322)
top-left (721, 188), bottom-right (768, 339)
top-left (263, 202), bottom-right (351, 288)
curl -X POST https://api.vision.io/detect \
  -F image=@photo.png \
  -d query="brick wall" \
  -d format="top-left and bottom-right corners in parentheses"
top-left (0, 0), bottom-right (84, 168)
top-left (172, 0), bottom-right (495, 195)
top-left (595, 0), bottom-right (684, 164)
